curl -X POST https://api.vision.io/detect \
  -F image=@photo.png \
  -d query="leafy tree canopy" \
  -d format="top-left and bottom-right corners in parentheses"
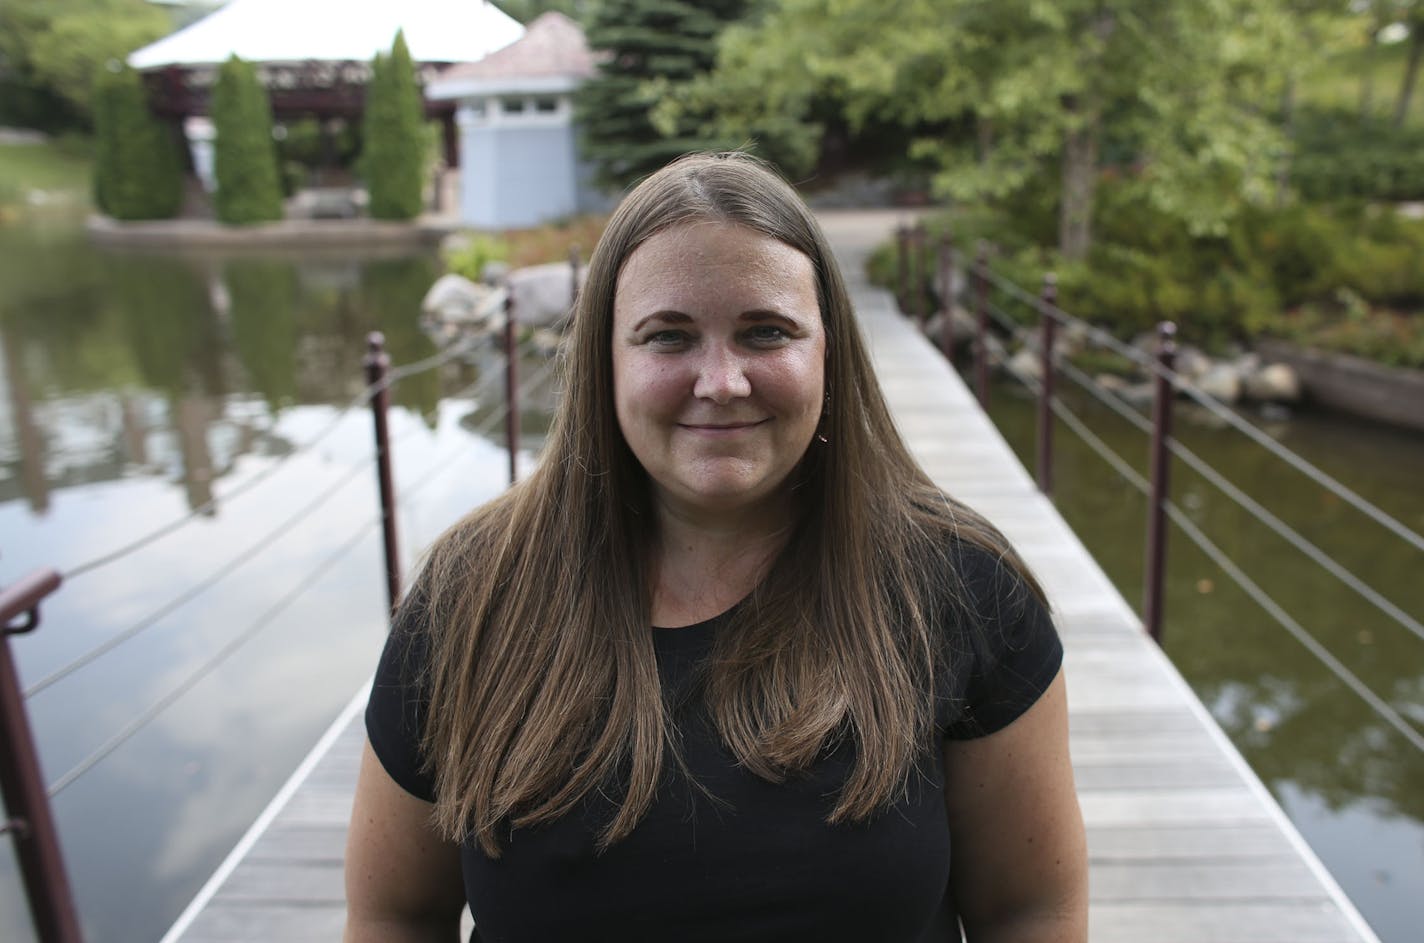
top-left (0, 0), bottom-right (170, 130)
top-left (685, 0), bottom-right (1306, 258)
top-left (362, 31), bottom-right (428, 220)
top-left (576, 0), bottom-right (751, 189)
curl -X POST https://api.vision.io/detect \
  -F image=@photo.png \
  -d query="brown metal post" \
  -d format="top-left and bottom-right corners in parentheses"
top-left (910, 222), bottom-right (927, 323)
top-left (895, 224), bottom-right (910, 310)
top-left (937, 237), bottom-right (953, 353)
top-left (1144, 321), bottom-right (1178, 643)
top-left (568, 245), bottom-right (581, 313)
top-left (974, 242), bottom-right (991, 407)
top-left (1035, 273), bottom-right (1058, 497)
top-left (504, 292), bottom-right (520, 486)
top-left (363, 333), bottom-right (401, 617)
top-left (1, 569), bottom-right (84, 943)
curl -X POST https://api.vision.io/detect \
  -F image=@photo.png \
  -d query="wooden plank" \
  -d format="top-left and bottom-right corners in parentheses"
top-left (163, 207), bottom-right (1381, 943)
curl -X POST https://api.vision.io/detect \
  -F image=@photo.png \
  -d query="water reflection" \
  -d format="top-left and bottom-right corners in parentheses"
top-left (0, 222), bottom-right (556, 943)
top-left (981, 375), bottom-right (1423, 943)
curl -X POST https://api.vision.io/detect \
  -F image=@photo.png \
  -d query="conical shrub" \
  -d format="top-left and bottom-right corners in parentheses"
top-left (211, 55), bottom-right (283, 224)
top-left (92, 64), bottom-right (182, 220)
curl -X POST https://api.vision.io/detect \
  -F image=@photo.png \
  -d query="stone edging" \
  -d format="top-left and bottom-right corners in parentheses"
top-left (1256, 339), bottom-right (1424, 433)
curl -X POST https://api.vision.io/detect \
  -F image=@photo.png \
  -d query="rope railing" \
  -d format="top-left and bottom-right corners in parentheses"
top-left (24, 347), bottom-right (555, 703)
top-left (950, 245), bottom-right (1424, 555)
top-left (979, 297), bottom-right (1424, 645)
top-left (40, 344), bottom-right (560, 798)
top-left (993, 349), bottom-right (1424, 754)
top-left (62, 332), bottom-right (489, 582)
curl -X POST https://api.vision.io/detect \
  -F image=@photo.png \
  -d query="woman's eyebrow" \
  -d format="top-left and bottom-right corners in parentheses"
top-left (631, 310), bottom-right (692, 332)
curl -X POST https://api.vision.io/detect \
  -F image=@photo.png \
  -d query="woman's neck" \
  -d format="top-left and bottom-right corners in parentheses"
top-left (649, 502), bottom-right (793, 628)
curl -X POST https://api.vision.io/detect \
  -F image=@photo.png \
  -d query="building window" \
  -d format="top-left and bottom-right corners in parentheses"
top-left (534, 97), bottom-right (559, 114)
top-left (502, 98), bottom-right (526, 115)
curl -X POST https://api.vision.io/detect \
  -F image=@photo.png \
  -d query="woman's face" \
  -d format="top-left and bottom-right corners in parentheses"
top-left (611, 221), bottom-right (826, 522)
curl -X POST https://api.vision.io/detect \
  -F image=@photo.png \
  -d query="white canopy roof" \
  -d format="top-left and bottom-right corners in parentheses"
top-left (129, 0), bottom-right (525, 69)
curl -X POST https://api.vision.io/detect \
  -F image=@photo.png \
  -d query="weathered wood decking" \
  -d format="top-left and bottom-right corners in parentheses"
top-left (161, 211), bottom-right (1381, 943)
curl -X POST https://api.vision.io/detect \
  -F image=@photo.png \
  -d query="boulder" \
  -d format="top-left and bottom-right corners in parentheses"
top-left (1192, 363), bottom-right (1243, 403)
top-left (1243, 362), bottom-right (1302, 403)
top-left (506, 261), bottom-right (586, 329)
top-left (422, 274), bottom-right (500, 325)
top-left (1006, 347), bottom-right (1043, 383)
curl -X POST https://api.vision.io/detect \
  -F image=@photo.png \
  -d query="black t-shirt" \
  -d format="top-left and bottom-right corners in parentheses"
top-left (365, 541), bottom-right (1062, 943)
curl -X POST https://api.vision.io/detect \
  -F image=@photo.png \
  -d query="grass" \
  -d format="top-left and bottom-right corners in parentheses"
top-left (0, 136), bottom-right (94, 215)
top-left (1297, 37), bottom-right (1424, 128)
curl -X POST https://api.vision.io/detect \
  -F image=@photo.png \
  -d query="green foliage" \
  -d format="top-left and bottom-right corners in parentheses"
top-left (701, 0), bottom-right (1289, 257)
top-left (496, 0), bottom-right (591, 22)
top-left (576, 0), bottom-right (751, 189)
top-left (442, 234), bottom-right (510, 281)
top-left (0, 138), bottom-right (93, 213)
top-left (1289, 108), bottom-right (1424, 201)
top-left (92, 64), bottom-right (182, 220)
top-left (227, 258), bottom-right (300, 409)
top-left (211, 55), bottom-right (284, 224)
top-left (362, 32), bottom-right (427, 220)
top-left (0, 0), bottom-right (170, 130)
top-left (873, 182), bottom-right (1424, 359)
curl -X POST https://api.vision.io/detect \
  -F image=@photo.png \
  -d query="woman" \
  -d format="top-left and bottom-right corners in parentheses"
top-left (345, 152), bottom-right (1087, 942)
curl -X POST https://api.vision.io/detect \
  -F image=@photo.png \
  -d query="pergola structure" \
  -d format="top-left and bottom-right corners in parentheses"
top-left (128, 0), bottom-right (526, 167)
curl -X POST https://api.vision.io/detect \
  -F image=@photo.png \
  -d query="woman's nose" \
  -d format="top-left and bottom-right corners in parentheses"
top-left (692, 347), bottom-right (752, 404)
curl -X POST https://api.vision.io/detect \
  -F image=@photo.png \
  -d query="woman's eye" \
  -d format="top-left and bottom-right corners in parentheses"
top-left (646, 329), bottom-right (689, 348)
top-left (746, 325), bottom-right (790, 345)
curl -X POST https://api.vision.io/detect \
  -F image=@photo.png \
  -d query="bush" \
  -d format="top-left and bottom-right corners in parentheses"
top-left (92, 65), bottom-right (182, 220)
top-left (362, 31), bottom-right (426, 220)
top-left (869, 180), bottom-right (1424, 358)
top-left (1291, 109), bottom-right (1424, 202)
top-left (442, 233), bottom-right (509, 281)
top-left (211, 55), bottom-right (284, 224)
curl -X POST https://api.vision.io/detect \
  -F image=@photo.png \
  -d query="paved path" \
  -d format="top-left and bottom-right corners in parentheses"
top-left (162, 210), bottom-right (1381, 943)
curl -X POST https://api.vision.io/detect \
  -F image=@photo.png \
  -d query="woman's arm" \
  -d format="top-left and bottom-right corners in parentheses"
top-left (942, 668), bottom-right (1088, 943)
top-left (345, 739), bottom-right (467, 943)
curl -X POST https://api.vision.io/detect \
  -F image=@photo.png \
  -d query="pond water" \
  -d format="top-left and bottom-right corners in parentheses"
top-left (1, 211), bottom-right (1420, 943)
top-left (976, 372), bottom-right (1423, 943)
top-left (0, 217), bottom-right (556, 943)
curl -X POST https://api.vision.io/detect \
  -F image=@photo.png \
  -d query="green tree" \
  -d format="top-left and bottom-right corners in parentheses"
top-left (497, 0), bottom-right (591, 22)
top-left (696, 0), bottom-right (1290, 260)
top-left (211, 55), bottom-right (284, 224)
top-left (362, 31), bottom-right (427, 220)
top-left (576, 0), bottom-right (750, 189)
top-left (92, 63), bottom-right (182, 220)
top-left (0, 0), bottom-right (169, 130)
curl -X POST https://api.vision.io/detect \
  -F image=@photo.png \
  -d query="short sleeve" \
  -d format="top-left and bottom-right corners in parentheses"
top-left (939, 541), bottom-right (1063, 740)
top-left (365, 583), bottom-right (438, 802)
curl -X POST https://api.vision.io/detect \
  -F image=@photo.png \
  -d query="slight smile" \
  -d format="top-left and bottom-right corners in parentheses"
top-left (677, 420), bottom-right (770, 435)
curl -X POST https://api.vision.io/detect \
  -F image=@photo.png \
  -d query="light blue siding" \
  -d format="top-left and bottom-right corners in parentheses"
top-left (460, 123), bottom-right (584, 229)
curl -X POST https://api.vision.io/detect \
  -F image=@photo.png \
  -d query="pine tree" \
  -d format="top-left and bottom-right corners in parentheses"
top-left (362, 31), bottom-right (427, 220)
top-left (92, 63), bottom-right (182, 220)
top-left (576, 0), bottom-right (749, 189)
top-left (211, 55), bottom-right (284, 224)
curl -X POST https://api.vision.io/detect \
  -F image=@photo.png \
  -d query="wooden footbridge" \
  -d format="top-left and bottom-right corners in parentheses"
top-left (159, 210), bottom-right (1382, 943)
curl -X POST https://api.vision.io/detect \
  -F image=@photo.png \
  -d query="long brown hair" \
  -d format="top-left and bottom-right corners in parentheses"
top-left (415, 152), bottom-right (1044, 854)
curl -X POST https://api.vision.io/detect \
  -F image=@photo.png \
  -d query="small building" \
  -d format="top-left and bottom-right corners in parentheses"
top-left (425, 12), bottom-right (606, 229)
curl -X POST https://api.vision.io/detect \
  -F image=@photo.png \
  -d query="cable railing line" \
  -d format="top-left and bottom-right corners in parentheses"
top-left (1052, 356), bottom-right (1424, 644)
top-left (27, 352), bottom-right (556, 701)
top-left (24, 459), bottom-right (373, 698)
top-left (996, 355), bottom-right (1423, 754)
top-left (963, 252), bottom-right (1424, 554)
top-left (62, 332), bottom-right (493, 582)
top-left (40, 352), bottom-right (563, 796)
top-left (45, 516), bottom-right (381, 798)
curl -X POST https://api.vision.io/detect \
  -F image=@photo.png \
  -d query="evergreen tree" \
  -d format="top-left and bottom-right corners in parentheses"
top-left (211, 55), bottom-right (284, 224)
top-left (576, 0), bottom-right (749, 189)
top-left (362, 31), bottom-right (427, 220)
top-left (92, 64), bottom-right (182, 220)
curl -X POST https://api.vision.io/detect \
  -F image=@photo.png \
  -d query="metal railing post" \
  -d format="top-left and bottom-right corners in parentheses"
top-left (1035, 273), bottom-right (1058, 497)
top-left (363, 333), bottom-right (401, 617)
top-left (568, 245), bottom-right (581, 313)
top-left (504, 292), bottom-right (520, 486)
top-left (1, 569), bottom-right (84, 943)
top-left (936, 231), bottom-right (952, 349)
top-left (1144, 321), bottom-right (1178, 643)
top-left (895, 224), bottom-right (910, 310)
top-left (974, 242), bottom-right (991, 408)
top-left (910, 221), bottom-right (927, 324)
